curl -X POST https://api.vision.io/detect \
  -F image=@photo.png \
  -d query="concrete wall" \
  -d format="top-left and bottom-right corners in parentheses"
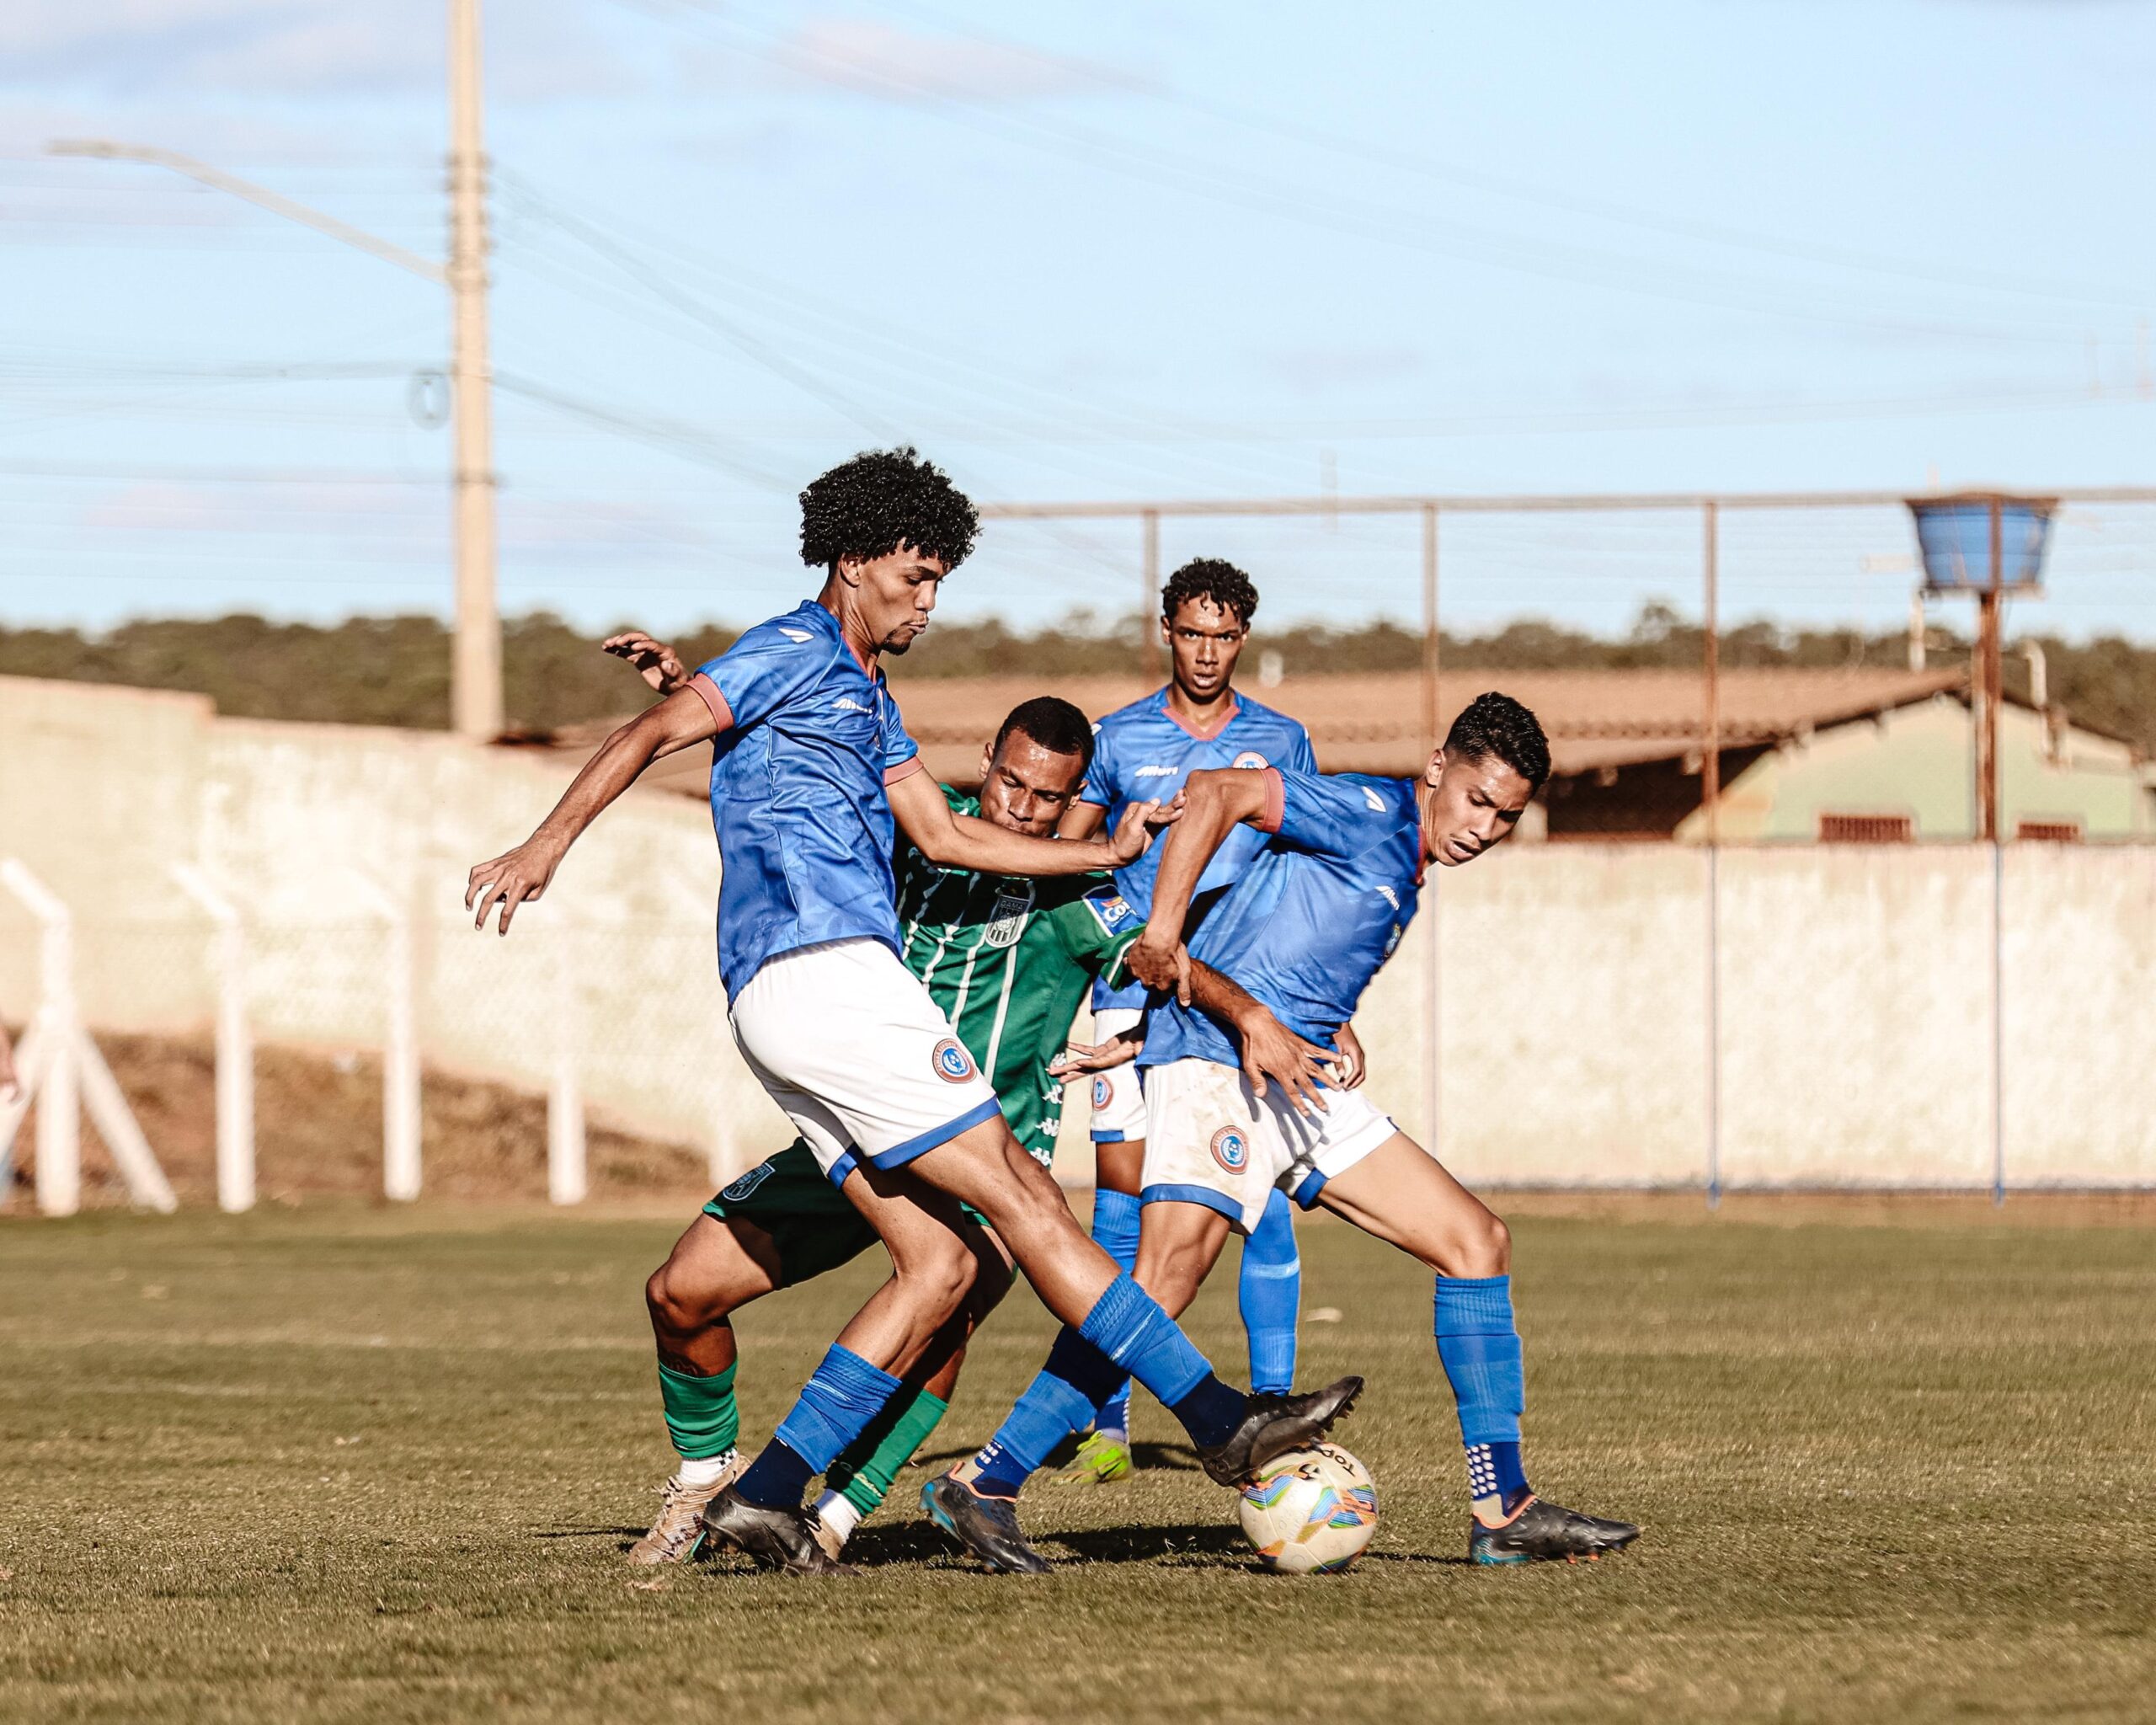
top-left (4, 676), bottom-right (2151, 1192)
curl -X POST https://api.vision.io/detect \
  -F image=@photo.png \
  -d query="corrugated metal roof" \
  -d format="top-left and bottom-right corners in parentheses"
top-left (529, 665), bottom-right (1971, 789)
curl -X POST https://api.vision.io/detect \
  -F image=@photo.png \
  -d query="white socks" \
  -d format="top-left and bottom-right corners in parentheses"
top-left (811, 1488), bottom-right (862, 1547)
top-left (677, 1450), bottom-right (737, 1489)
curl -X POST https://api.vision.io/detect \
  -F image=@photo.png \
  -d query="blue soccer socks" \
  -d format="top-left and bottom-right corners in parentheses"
top-left (969, 1328), bottom-right (1118, 1498)
top-left (1433, 1274), bottom-right (1533, 1521)
top-left (734, 1343), bottom-right (903, 1510)
top-left (1077, 1272), bottom-right (1211, 1407)
top-left (1089, 1189), bottom-right (1141, 1439)
top-left (1239, 1188), bottom-right (1301, 1397)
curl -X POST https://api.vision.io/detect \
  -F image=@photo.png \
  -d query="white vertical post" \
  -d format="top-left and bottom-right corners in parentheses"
top-left (2, 858), bottom-right (79, 1217)
top-left (172, 863), bottom-right (254, 1214)
top-left (547, 922), bottom-right (586, 1205)
top-left (349, 872), bottom-right (422, 1202)
top-left (383, 905), bottom-right (421, 1202)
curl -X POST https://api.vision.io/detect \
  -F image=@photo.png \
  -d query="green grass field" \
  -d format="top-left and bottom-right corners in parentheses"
top-left (2, 1200), bottom-right (2151, 1723)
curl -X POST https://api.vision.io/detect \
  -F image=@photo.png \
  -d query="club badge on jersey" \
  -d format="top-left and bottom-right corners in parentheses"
top-left (983, 887), bottom-right (1033, 949)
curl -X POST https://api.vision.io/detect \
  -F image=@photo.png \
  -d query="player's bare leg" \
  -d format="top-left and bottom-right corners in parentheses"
top-left (628, 1215), bottom-right (779, 1563)
top-left (700, 1164), bottom-right (997, 1573)
top-left (1318, 1135), bottom-right (1639, 1563)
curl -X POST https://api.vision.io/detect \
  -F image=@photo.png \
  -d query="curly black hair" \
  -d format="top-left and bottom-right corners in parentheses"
top-left (994, 696), bottom-right (1095, 772)
top-left (1160, 558), bottom-right (1258, 628)
top-left (798, 447), bottom-right (979, 574)
top-left (1445, 692), bottom-right (1551, 789)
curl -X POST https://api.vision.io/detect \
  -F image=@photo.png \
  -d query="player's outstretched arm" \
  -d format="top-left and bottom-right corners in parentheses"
top-left (465, 686), bottom-right (719, 935)
top-left (1128, 766), bottom-right (1271, 991)
top-left (890, 769), bottom-right (1167, 877)
top-left (601, 631), bottom-right (688, 697)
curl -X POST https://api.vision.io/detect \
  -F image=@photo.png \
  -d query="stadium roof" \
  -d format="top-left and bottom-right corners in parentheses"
top-left (529, 665), bottom-right (1972, 793)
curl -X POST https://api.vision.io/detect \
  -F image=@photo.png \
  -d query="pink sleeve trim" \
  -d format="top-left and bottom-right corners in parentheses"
top-left (1256, 766), bottom-right (1285, 834)
top-left (687, 671), bottom-right (734, 733)
top-left (884, 755), bottom-right (926, 788)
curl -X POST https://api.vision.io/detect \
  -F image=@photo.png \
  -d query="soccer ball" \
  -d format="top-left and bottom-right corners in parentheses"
top-left (1237, 1443), bottom-right (1379, 1573)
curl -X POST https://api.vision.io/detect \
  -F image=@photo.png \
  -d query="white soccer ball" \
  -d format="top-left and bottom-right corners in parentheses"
top-left (1237, 1442), bottom-right (1379, 1574)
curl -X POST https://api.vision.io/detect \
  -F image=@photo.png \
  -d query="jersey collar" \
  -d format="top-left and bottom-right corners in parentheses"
top-left (1156, 686), bottom-right (1241, 741)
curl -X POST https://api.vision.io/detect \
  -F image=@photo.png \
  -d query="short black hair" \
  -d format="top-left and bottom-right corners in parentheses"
top-left (1161, 558), bottom-right (1258, 628)
top-left (994, 696), bottom-right (1094, 772)
top-left (1445, 692), bottom-right (1551, 789)
top-left (799, 446), bottom-right (979, 574)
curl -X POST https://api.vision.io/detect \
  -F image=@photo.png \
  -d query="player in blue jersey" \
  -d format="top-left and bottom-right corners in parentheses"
top-left (928, 693), bottom-right (1640, 1571)
top-left (1051, 558), bottom-right (1330, 1484)
top-left (466, 449), bottom-right (1360, 1573)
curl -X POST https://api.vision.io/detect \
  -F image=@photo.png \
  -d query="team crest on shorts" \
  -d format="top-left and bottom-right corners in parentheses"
top-left (720, 1161), bottom-right (776, 1203)
top-left (1210, 1125), bottom-right (1251, 1173)
top-left (983, 886), bottom-right (1033, 949)
top-left (1092, 1075), bottom-right (1114, 1109)
top-left (931, 1038), bottom-right (976, 1083)
top-left (1230, 750), bottom-right (1268, 770)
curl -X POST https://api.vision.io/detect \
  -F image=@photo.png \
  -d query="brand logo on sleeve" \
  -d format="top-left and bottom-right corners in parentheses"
top-left (1230, 751), bottom-right (1268, 770)
top-left (1082, 890), bottom-right (1135, 936)
top-left (831, 696), bottom-right (870, 713)
top-left (931, 1039), bottom-right (976, 1083)
top-left (1362, 785), bottom-right (1386, 811)
top-left (1210, 1125), bottom-right (1251, 1173)
top-left (777, 628), bottom-right (814, 643)
top-left (1375, 884), bottom-right (1400, 911)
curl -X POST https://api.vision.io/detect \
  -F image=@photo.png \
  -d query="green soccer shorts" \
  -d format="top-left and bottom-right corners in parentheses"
top-left (702, 1142), bottom-right (987, 1287)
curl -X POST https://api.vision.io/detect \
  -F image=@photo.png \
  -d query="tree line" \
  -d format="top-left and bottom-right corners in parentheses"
top-left (2, 606), bottom-right (2150, 752)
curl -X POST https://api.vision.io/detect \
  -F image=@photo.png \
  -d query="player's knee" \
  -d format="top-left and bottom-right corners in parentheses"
top-left (647, 1258), bottom-right (738, 1332)
top-left (894, 1235), bottom-right (979, 1318)
top-left (1465, 1211), bottom-right (1511, 1277)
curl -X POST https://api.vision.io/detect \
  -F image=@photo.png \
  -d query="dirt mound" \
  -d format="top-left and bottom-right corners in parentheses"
top-left (3, 1029), bottom-right (712, 1210)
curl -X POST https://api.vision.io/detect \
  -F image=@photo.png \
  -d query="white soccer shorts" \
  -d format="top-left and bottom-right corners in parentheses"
top-left (1086, 1006), bottom-right (1150, 1142)
top-left (728, 937), bottom-right (1001, 1187)
top-left (1139, 1054), bottom-right (1398, 1234)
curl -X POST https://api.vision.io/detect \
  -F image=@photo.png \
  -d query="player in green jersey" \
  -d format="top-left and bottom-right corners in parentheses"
top-left (605, 632), bottom-right (1143, 1565)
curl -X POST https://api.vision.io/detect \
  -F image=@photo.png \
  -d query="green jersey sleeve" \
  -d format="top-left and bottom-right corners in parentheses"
top-left (1047, 880), bottom-right (1144, 988)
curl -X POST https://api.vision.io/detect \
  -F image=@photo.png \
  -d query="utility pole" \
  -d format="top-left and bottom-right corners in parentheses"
top-left (447, 0), bottom-right (502, 741)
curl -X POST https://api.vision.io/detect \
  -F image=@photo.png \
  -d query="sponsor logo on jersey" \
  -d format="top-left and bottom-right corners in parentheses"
top-left (719, 1160), bottom-right (777, 1203)
top-left (777, 627), bottom-right (814, 643)
top-left (1230, 751), bottom-right (1269, 770)
top-left (1092, 1075), bottom-right (1114, 1108)
top-left (1210, 1125), bottom-right (1251, 1173)
top-left (1134, 764), bottom-right (1178, 779)
top-left (1361, 784), bottom-right (1387, 811)
top-left (1081, 889), bottom-right (1136, 935)
top-left (984, 886), bottom-right (1033, 948)
top-left (931, 1038), bottom-right (976, 1083)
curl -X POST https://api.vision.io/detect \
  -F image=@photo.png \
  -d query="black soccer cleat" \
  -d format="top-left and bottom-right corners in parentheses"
top-left (1194, 1375), bottom-right (1364, 1487)
top-left (1469, 1496), bottom-right (1641, 1566)
top-left (696, 1485), bottom-right (858, 1576)
top-left (919, 1472), bottom-right (1051, 1574)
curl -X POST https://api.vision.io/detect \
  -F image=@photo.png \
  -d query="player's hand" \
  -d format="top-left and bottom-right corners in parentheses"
top-left (465, 837), bottom-right (563, 936)
top-left (1145, 789), bottom-right (1187, 829)
top-left (1105, 798), bottom-right (1171, 866)
top-left (1127, 935), bottom-right (1192, 1005)
top-left (602, 631), bottom-right (687, 697)
top-left (1234, 1006), bottom-right (1334, 1117)
top-left (1049, 1029), bottom-right (1142, 1076)
top-left (1331, 1020), bottom-right (1368, 1089)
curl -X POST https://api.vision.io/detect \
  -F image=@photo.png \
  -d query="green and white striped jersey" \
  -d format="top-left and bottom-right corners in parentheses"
top-left (893, 786), bottom-right (1140, 1163)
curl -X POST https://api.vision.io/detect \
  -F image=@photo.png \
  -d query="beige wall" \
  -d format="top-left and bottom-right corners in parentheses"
top-left (4, 676), bottom-right (2151, 1192)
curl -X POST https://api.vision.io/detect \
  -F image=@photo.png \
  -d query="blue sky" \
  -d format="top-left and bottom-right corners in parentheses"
top-left (3, 0), bottom-right (2152, 642)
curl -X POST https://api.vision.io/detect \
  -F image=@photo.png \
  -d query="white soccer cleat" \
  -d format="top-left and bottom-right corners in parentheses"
top-left (627, 1455), bottom-right (745, 1566)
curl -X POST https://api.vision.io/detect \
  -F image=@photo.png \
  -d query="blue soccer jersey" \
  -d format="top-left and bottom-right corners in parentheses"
top-left (1080, 688), bottom-right (1315, 1012)
top-left (1139, 767), bottom-right (1425, 1073)
top-left (686, 600), bottom-right (923, 1001)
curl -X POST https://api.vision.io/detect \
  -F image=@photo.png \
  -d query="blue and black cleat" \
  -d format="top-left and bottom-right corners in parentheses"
top-left (1470, 1496), bottom-right (1641, 1565)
